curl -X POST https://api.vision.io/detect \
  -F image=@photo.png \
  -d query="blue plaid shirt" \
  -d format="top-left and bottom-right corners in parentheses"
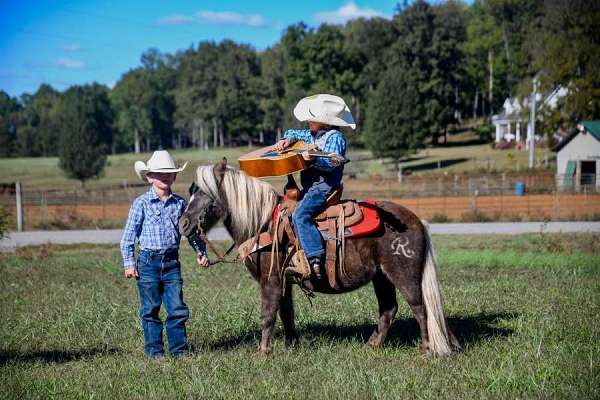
top-left (283, 128), bottom-right (346, 194)
top-left (120, 188), bottom-right (187, 268)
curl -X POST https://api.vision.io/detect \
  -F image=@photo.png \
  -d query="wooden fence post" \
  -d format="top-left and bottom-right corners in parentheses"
top-left (41, 191), bottom-right (47, 224)
top-left (15, 182), bottom-right (23, 232)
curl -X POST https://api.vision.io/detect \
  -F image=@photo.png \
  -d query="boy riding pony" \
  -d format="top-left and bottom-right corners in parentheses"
top-left (274, 94), bottom-right (355, 279)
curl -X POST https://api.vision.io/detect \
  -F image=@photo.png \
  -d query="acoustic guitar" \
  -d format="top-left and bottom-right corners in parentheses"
top-left (238, 141), bottom-right (346, 177)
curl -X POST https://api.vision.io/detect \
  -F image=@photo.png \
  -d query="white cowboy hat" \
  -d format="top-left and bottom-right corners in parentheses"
top-left (293, 94), bottom-right (356, 129)
top-left (134, 150), bottom-right (188, 182)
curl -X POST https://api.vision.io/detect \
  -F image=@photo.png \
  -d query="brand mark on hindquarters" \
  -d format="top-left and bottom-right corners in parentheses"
top-left (391, 236), bottom-right (415, 258)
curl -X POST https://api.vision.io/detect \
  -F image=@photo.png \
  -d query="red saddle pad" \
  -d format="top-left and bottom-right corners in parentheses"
top-left (346, 199), bottom-right (381, 238)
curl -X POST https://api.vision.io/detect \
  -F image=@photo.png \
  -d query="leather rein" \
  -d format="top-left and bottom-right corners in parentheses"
top-left (187, 228), bottom-right (238, 266)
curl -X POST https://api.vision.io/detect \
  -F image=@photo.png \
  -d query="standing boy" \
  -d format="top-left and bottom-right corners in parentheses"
top-left (120, 150), bottom-right (208, 358)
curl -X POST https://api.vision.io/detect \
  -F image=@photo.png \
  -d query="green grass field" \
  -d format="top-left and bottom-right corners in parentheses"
top-left (0, 137), bottom-right (554, 191)
top-left (1, 234), bottom-right (598, 399)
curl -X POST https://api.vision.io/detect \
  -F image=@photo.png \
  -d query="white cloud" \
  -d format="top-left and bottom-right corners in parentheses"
top-left (315, 2), bottom-right (386, 24)
top-left (197, 11), bottom-right (267, 27)
top-left (157, 10), bottom-right (267, 28)
top-left (56, 58), bottom-right (86, 69)
top-left (63, 44), bottom-right (82, 52)
top-left (157, 14), bottom-right (195, 26)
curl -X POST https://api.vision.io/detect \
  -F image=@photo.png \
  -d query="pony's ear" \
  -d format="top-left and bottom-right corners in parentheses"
top-left (214, 157), bottom-right (228, 187)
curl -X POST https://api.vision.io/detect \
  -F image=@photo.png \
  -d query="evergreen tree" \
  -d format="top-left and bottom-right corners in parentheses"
top-left (56, 84), bottom-right (113, 186)
top-left (364, 65), bottom-right (427, 160)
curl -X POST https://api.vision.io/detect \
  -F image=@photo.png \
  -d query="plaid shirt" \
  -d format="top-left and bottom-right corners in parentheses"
top-left (283, 129), bottom-right (346, 171)
top-left (120, 188), bottom-right (187, 268)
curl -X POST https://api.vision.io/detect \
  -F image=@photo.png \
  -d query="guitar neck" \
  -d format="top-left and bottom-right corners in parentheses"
top-left (284, 149), bottom-right (339, 158)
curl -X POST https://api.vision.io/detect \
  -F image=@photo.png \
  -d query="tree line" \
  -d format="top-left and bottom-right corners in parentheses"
top-left (0, 0), bottom-right (598, 183)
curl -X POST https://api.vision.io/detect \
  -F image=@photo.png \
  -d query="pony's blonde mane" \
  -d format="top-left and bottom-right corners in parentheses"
top-left (195, 165), bottom-right (279, 243)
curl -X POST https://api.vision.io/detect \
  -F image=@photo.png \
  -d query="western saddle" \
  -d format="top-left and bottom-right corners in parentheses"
top-left (237, 175), bottom-right (367, 290)
top-left (274, 176), bottom-right (363, 289)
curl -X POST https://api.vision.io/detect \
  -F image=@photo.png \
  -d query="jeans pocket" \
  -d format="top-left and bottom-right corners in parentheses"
top-left (137, 256), bottom-right (154, 281)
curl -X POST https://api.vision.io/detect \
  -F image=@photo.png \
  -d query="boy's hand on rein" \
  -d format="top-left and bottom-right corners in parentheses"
top-left (124, 267), bottom-right (138, 278)
top-left (196, 254), bottom-right (210, 269)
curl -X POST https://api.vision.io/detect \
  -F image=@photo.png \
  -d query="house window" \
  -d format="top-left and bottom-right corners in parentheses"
top-left (581, 161), bottom-right (596, 186)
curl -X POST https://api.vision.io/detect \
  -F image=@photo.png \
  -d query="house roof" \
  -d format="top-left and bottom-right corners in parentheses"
top-left (582, 120), bottom-right (600, 140)
top-left (554, 120), bottom-right (600, 152)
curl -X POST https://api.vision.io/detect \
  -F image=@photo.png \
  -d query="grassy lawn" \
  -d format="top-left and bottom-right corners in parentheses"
top-left (0, 139), bottom-right (554, 191)
top-left (1, 234), bottom-right (598, 399)
top-left (0, 147), bottom-right (250, 190)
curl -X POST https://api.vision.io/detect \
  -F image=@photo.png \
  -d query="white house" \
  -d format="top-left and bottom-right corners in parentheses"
top-left (554, 120), bottom-right (600, 189)
top-left (492, 87), bottom-right (568, 144)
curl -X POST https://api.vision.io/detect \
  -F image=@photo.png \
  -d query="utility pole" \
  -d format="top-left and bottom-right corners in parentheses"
top-left (528, 77), bottom-right (538, 169)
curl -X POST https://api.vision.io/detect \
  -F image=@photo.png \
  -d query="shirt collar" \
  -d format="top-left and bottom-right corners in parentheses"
top-left (147, 187), bottom-right (174, 203)
top-left (313, 129), bottom-right (333, 139)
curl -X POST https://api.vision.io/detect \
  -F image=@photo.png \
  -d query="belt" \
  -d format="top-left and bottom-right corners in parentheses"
top-left (140, 248), bottom-right (179, 261)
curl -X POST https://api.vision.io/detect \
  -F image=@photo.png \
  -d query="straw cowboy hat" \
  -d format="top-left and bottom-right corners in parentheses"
top-left (134, 150), bottom-right (188, 182)
top-left (293, 94), bottom-right (356, 129)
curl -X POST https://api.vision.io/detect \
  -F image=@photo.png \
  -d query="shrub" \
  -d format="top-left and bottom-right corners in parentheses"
top-left (0, 206), bottom-right (9, 239)
top-left (32, 212), bottom-right (122, 230)
top-left (430, 213), bottom-right (452, 223)
top-left (476, 124), bottom-right (494, 142)
top-left (460, 210), bottom-right (492, 222)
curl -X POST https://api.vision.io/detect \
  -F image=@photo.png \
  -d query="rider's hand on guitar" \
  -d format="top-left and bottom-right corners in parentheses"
top-left (301, 150), bottom-right (312, 161)
top-left (275, 139), bottom-right (291, 151)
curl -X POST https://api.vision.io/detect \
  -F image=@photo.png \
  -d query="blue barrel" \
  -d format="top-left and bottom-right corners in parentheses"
top-left (515, 182), bottom-right (525, 196)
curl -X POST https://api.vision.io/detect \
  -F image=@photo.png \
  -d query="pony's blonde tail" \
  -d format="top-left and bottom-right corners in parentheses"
top-left (421, 221), bottom-right (457, 356)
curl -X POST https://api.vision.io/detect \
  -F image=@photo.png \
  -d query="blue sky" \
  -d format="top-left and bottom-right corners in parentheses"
top-left (0, 0), bottom-right (401, 97)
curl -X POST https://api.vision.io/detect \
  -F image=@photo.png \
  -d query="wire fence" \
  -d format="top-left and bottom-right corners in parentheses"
top-left (0, 173), bottom-right (598, 229)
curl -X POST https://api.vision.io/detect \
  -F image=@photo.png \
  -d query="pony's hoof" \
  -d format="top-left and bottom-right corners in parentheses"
top-left (367, 332), bottom-right (382, 348)
top-left (255, 348), bottom-right (272, 358)
top-left (285, 336), bottom-right (300, 347)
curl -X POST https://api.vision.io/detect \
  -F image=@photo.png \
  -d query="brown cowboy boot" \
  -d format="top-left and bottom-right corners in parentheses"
top-left (308, 257), bottom-right (323, 280)
top-left (285, 249), bottom-right (311, 280)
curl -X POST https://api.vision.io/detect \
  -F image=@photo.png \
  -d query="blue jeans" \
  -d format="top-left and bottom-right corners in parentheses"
top-left (136, 249), bottom-right (189, 357)
top-left (292, 189), bottom-right (327, 259)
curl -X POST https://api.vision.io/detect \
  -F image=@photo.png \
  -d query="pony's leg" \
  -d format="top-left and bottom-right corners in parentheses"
top-left (367, 270), bottom-right (398, 347)
top-left (381, 265), bottom-right (430, 352)
top-left (279, 281), bottom-right (299, 347)
top-left (258, 277), bottom-right (282, 355)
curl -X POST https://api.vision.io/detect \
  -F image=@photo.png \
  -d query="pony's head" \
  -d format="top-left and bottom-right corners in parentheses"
top-left (179, 158), bottom-right (279, 244)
